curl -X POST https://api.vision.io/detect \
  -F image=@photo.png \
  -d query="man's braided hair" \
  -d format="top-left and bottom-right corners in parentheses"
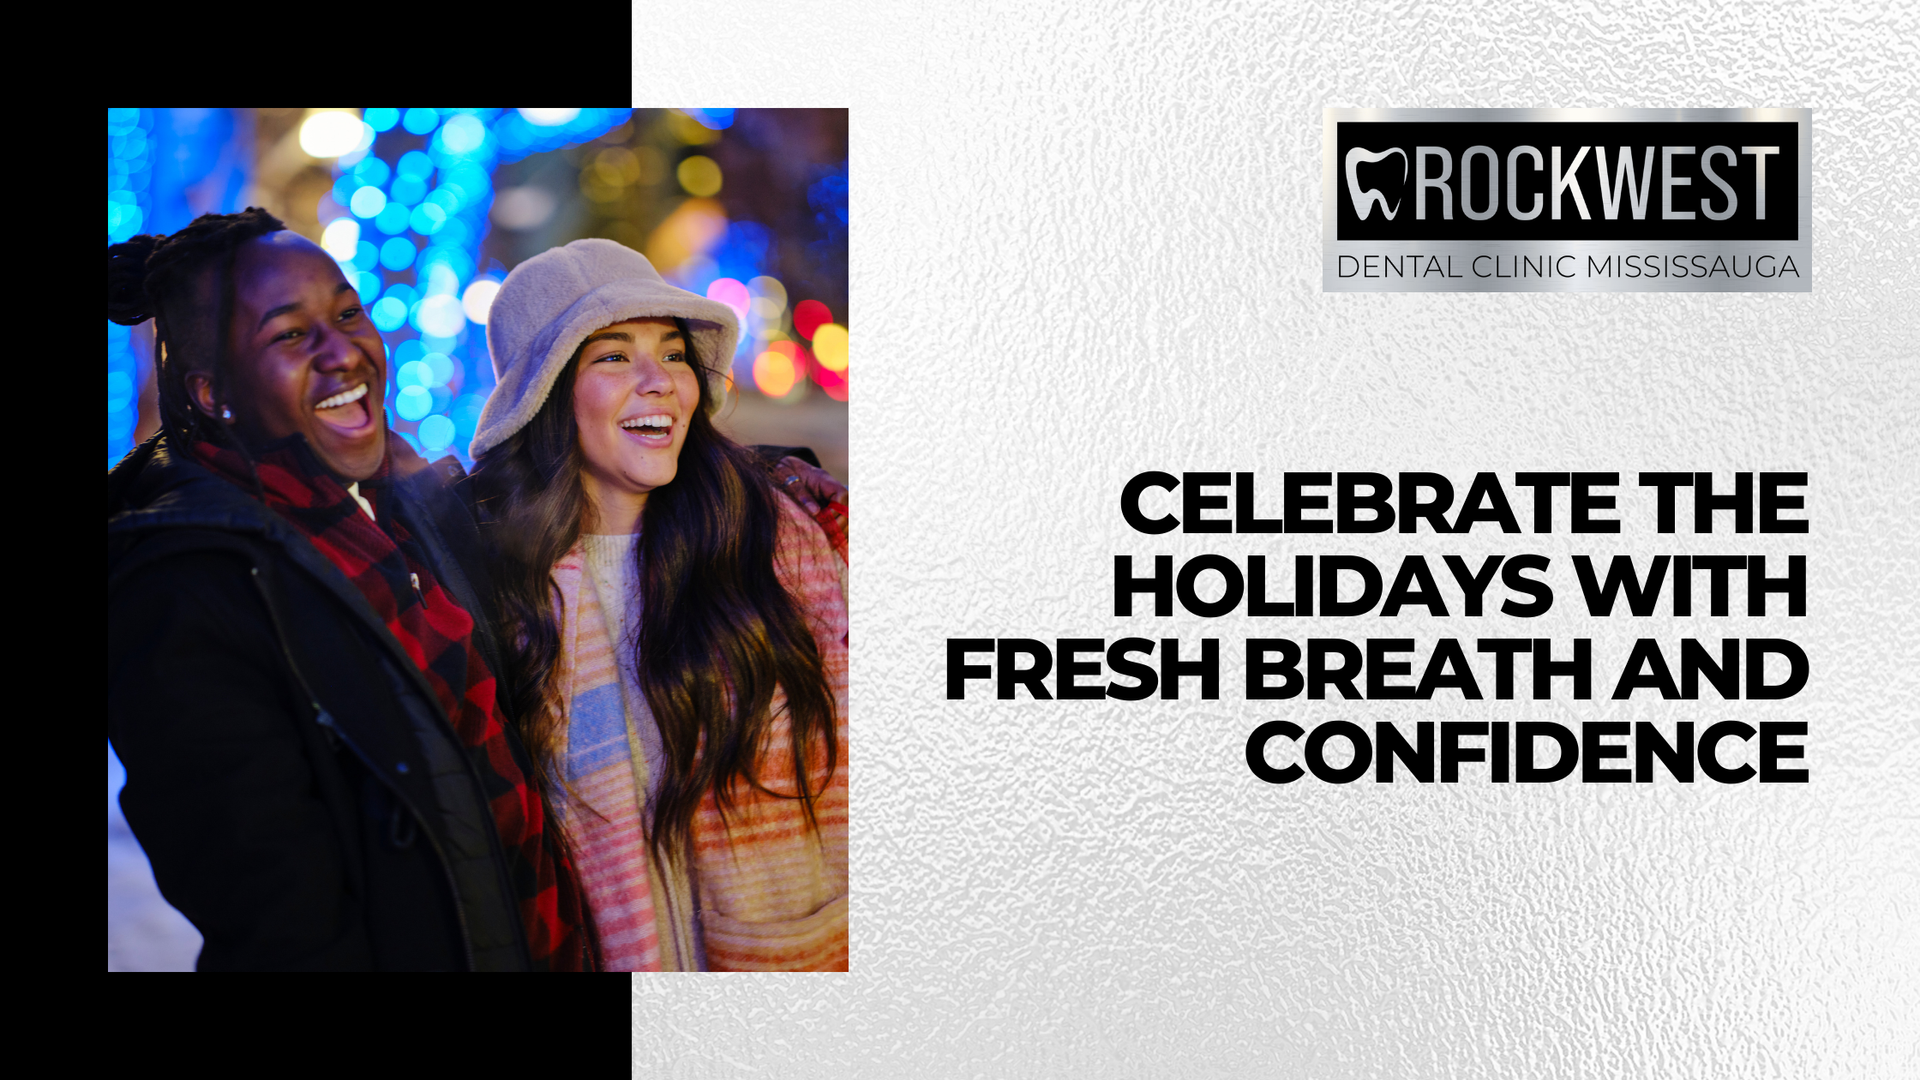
top-left (107, 207), bottom-right (287, 454)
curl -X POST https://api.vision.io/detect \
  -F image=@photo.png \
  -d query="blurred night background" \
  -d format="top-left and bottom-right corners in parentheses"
top-left (107, 107), bottom-right (848, 478)
top-left (107, 107), bottom-right (848, 970)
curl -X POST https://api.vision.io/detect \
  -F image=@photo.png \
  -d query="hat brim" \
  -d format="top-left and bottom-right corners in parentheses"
top-left (471, 281), bottom-right (739, 459)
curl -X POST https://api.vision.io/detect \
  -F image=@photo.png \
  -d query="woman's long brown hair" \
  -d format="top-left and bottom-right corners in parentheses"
top-left (472, 322), bottom-right (838, 864)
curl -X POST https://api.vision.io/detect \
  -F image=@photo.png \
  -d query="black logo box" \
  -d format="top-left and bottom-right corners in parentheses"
top-left (1334, 121), bottom-right (1799, 242)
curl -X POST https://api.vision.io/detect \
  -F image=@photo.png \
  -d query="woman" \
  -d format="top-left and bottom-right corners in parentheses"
top-left (470, 239), bottom-right (848, 971)
top-left (107, 208), bottom-right (593, 970)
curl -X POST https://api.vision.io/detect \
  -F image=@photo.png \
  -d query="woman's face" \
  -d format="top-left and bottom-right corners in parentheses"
top-left (572, 317), bottom-right (703, 519)
top-left (189, 232), bottom-right (389, 480)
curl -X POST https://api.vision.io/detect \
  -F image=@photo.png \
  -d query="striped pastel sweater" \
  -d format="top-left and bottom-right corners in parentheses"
top-left (551, 496), bottom-right (849, 971)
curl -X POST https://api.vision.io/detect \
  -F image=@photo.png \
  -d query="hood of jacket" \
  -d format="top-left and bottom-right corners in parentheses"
top-left (109, 431), bottom-right (514, 740)
top-left (110, 435), bottom-right (301, 561)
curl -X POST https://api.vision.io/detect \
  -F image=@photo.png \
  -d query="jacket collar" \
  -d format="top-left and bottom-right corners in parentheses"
top-left (108, 432), bottom-right (384, 619)
top-left (109, 433), bottom-right (293, 544)
top-left (109, 432), bottom-right (481, 763)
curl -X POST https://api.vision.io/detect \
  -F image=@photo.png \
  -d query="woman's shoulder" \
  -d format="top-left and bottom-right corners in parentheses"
top-left (772, 493), bottom-right (842, 568)
top-left (771, 494), bottom-right (848, 624)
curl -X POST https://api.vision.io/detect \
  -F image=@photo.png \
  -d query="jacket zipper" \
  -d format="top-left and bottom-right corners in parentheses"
top-left (269, 525), bottom-right (536, 968)
top-left (252, 567), bottom-right (478, 972)
top-left (381, 499), bottom-right (535, 966)
top-left (312, 708), bottom-right (476, 972)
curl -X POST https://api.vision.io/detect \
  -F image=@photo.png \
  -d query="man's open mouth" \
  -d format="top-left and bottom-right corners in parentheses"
top-left (314, 383), bottom-right (375, 435)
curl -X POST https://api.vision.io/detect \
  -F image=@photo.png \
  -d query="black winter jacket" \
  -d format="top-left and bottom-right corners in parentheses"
top-left (107, 434), bottom-right (533, 971)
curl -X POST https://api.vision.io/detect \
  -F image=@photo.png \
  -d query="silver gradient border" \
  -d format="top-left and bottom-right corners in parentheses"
top-left (1321, 108), bottom-right (1812, 292)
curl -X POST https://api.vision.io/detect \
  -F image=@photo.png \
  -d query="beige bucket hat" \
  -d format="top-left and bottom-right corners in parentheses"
top-left (470, 238), bottom-right (740, 459)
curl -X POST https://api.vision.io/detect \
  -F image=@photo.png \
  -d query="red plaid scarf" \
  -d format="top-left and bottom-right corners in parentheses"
top-left (813, 501), bottom-right (848, 564)
top-left (192, 436), bottom-right (591, 971)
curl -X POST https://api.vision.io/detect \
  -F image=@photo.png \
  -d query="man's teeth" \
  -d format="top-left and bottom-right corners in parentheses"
top-left (620, 416), bottom-right (671, 430)
top-left (315, 384), bottom-right (369, 411)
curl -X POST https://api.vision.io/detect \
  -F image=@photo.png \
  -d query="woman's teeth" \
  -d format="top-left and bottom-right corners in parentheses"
top-left (316, 384), bottom-right (369, 411)
top-left (620, 416), bottom-right (671, 431)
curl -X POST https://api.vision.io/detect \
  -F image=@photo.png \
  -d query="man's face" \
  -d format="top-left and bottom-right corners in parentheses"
top-left (198, 232), bottom-right (389, 480)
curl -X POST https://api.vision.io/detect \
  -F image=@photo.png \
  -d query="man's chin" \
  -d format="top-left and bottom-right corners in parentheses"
top-left (317, 428), bottom-right (387, 482)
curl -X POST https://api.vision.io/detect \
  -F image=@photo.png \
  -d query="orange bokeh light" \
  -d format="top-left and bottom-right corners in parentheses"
top-left (753, 350), bottom-right (798, 397)
top-left (642, 198), bottom-right (726, 272)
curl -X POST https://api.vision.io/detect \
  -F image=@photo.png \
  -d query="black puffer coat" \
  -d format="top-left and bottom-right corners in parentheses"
top-left (107, 434), bottom-right (532, 971)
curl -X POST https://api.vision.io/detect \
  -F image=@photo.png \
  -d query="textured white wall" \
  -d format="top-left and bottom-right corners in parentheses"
top-left (638, 2), bottom-right (1919, 1075)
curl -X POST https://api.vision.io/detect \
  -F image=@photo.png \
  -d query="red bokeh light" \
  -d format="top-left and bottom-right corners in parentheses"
top-left (793, 299), bottom-right (832, 341)
top-left (812, 359), bottom-right (848, 401)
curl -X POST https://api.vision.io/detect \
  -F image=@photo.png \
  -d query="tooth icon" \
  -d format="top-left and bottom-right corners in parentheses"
top-left (1345, 146), bottom-right (1407, 221)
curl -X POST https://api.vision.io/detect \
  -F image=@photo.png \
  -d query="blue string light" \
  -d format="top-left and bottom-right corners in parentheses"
top-left (109, 108), bottom-right (250, 468)
top-left (331, 108), bottom-right (633, 461)
top-left (108, 109), bottom-right (153, 467)
top-left (111, 108), bottom-right (637, 468)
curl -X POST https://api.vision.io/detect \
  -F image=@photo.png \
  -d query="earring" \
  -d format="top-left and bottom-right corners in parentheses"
top-left (220, 406), bottom-right (233, 421)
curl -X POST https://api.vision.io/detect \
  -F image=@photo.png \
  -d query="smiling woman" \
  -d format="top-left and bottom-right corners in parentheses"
top-left (571, 318), bottom-right (703, 535)
top-left (470, 239), bottom-right (850, 971)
